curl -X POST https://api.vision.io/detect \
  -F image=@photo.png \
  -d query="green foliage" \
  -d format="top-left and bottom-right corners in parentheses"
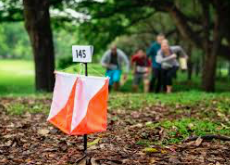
top-left (62, 63), bottom-right (105, 77)
top-left (57, 56), bottom-right (73, 69)
top-left (74, 0), bottom-right (155, 52)
top-left (0, 22), bottom-right (32, 59)
top-left (53, 24), bottom-right (82, 59)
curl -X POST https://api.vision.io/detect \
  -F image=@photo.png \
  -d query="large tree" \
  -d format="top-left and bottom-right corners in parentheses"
top-left (23, 0), bottom-right (55, 91)
top-left (75, 0), bottom-right (230, 92)
top-left (1, 0), bottom-right (64, 91)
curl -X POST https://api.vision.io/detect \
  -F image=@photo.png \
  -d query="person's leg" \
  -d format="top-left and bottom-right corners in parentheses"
top-left (132, 84), bottom-right (138, 92)
top-left (113, 70), bottom-right (121, 91)
top-left (158, 68), bottom-right (167, 92)
top-left (155, 68), bottom-right (162, 93)
top-left (165, 67), bottom-right (177, 93)
top-left (149, 68), bottom-right (156, 92)
top-left (114, 82), bottom-right (119, 91)
top-left (166, 85), bottom-right (172, 93)
top-left (106, 70), bottom-right (114, 90)
top-left (143, 74), bottom-right (149, 93)
top-left (161, 69), bottom-right (167, 93)
top-left (133, 73), bottom-right (140, 92)
top-left (165, 70), bottom-right (172, 93)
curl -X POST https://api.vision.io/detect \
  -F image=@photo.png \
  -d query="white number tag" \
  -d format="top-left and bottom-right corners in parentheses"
top-left (136, 66), bottom-right (148, 73)
top-left (72, 45), bottom-right (93, 63)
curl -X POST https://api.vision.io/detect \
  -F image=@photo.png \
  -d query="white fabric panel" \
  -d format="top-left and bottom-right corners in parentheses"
top-left (71, 76), bottom-right (107, 131)
top-left (47, 72), bottom-right (77, 120)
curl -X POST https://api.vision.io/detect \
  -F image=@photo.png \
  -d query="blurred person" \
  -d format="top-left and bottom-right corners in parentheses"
top-left (156, 39), bottom-right (188, 93)
top-left (131, 49), bottom-right (151, 93)
top-left (101, 45), bottom-right (129, 91)
top-left (147, 34), bottom-right (165, 93)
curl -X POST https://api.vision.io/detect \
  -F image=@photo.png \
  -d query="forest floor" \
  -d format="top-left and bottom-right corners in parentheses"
top-left (1, 93), bottom-right (230, 165)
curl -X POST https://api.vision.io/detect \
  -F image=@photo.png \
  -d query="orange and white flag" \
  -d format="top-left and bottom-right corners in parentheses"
top-left (48, 71), bottom-right (109, 135)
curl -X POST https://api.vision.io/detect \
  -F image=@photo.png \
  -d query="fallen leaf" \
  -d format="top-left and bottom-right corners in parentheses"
top-left (145, 121), bottom-right (153, 126)
top-left (4, 140), bottom-right (13, 147)
top-left (87, 138), bottom-right (100, 148)
top-left (130, 123), bottom-right (143, 128)
top-left (168, 156), bottom-right (180, 164)
top-left (143, 147), bottom-right (158, 153)
top-left (91, 157), bottom-right (99, 165)
top-left (161, 149), bottom-right (167, 154)
top-left (37, 128), bottom-right (50, 136)
top-left (195, 137), bottom-right (203, 146)
top-left (149, 158), bottom-right (157, 164)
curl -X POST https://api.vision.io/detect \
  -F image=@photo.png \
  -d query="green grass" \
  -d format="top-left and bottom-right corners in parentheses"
top-left (145, 118), bottom-right (230, 145)
top-left (108, 91), bottom-right (230, 110)
top-left (0, 60), bottom-right (105, 96)
top-left (0, 60), bottom-right (35, 95)
top-left (1, 59), bottom-right (230, 95)
top-left (6, 99), bottom-right (51, 115)
top-left (62, 63), bottom-right (105, 76)
top-left (1, 60), bottom-right (230, 145)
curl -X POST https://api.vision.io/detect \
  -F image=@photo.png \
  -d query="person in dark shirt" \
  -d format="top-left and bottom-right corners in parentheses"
top-left (131, 49), bottom-right (151, 93)
top-left (147, 34), bottom-right (165, 93)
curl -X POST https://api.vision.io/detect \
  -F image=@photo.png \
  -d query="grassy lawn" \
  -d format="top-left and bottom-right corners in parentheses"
top-left (1, 59), bottom-right (230, 95)
top-left (1, 60), bottom-right (230, 145)
top-left (0, 60), bottom-right (35, 96)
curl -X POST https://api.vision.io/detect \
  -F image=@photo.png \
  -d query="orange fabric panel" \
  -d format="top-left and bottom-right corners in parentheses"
top-left (49, 79), bottom-right (78, 134)
top-left (71, 80), bottom-right (109, 135)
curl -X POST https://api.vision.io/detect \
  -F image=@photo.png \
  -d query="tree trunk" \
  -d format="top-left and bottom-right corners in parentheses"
top-left (23, 0), bottom-right (55, 92)
top-left (202, 52), bottom-right (217, 92)
top-left (217, 61), bottom-right (222, 78)
top-left (187, 59), bottom-right (193, 80)
top-left (187, 44), bottom-right (193, 81)
top-left (201, 0), bottom-right (221, 92)
top-left (228, 63), bottom-right (230, 77)
top-left (195, 60), bottom-right (200, 77)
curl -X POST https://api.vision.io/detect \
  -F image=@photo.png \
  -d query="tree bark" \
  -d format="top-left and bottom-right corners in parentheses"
top-left (228, 63), bottom-right (230, 77)
top-left (195, 60), bottom-right (200, 77)
top-left (200, 1), bottom-right (214, 92)
top-left (167, 1), bottom-right (221, 92)
top-left (187, 44), bottom-right (193, 81)
top-left (23, 0), bottom-right (55, 92)
top-left (201, 0), bottom-right (222, 92)
top-left (202, 53), bottom-right (217, 92)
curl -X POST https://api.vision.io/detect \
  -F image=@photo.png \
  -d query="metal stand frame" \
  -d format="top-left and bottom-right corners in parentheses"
top-left (76, 63), bottom-right (90, 164)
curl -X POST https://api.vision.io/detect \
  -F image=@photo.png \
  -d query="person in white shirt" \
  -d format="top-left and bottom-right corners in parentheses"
top-left (156, 40), bottom-right (188, 93)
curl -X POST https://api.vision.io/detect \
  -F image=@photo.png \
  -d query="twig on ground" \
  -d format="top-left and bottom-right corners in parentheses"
top-left (184, 135), bottom-right (230, 142)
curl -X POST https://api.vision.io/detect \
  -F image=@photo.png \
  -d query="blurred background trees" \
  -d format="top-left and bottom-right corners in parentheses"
top-left (0, 0), bottom-right (230, 92)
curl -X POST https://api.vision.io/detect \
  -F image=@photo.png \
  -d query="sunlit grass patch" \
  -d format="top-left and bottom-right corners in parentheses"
top-left (146, 118), bottom-right (230, 145)
top-left (109, 91), bottom-right (230, 110)
top-left (0, 60), bottom-right (35, 95)
top-left (5, 98), bottom-right (50, 115)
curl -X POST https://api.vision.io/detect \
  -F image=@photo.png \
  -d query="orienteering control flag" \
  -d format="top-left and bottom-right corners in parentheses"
top-left (47, 71), bottom-right (109, 135)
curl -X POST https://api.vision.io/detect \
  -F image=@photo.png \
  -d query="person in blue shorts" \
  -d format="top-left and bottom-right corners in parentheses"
top-left (101, 45), bottom-right (129, 91)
